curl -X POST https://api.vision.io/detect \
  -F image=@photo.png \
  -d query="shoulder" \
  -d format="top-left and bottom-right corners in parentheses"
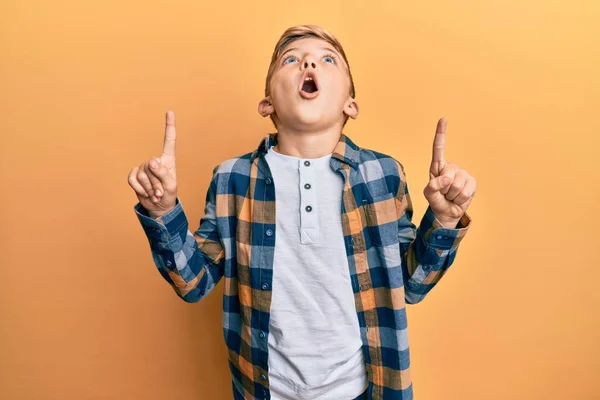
top-left (212, 152), bottom-right (254, 176)
top-left (352, 143), bottom-right (409, 200)
top-left (207, 151), bottom-right (256, 197)
top-left (356, 145), bottom-right (407, 182)
top-left (208, 149), bottom-right (258, 187)
top-left (342, 134), bottom-right (407, 181)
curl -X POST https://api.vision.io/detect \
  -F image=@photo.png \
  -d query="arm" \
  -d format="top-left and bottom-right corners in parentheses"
top-left (394, 160), bottom-right (472, 304)
top-left (133, 166), bottom-right (225, 303)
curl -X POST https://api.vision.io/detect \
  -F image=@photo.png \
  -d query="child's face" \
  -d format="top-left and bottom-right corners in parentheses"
top-left (258, 37), bottom-right (359, 131)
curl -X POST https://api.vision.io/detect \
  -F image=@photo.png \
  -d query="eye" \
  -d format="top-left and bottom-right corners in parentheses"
top-left (323, 53), bottom-right (337, 64)
top-left (282, 55), bottom-right (298, 65)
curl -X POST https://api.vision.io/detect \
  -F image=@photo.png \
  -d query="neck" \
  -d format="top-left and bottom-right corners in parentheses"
top-left (273, 123), bottom-right (343, 159)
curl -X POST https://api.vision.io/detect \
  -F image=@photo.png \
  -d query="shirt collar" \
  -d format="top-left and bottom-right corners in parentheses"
top-left (250, 132), bottom-right (360, 170)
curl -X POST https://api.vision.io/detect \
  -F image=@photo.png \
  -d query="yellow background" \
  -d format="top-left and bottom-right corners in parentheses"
top-left (1, 0), bottom-right (599, 399)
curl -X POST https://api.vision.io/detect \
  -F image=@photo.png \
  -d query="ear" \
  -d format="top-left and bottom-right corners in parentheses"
top-left (343, 97), bottom-right (359, 119)
top-left (258, 96), bottom-right (275, 117)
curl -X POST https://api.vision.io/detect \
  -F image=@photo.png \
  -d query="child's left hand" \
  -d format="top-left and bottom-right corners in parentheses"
top-left (423, 118), bottom-right (477, 229)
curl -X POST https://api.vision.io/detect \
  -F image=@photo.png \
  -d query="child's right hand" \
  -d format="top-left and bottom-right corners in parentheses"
top-left (128, 111), bottom-right (178, 218)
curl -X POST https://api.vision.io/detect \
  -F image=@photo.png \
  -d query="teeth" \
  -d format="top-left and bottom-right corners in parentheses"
top-left (304, 77), bottom-right (313, 81)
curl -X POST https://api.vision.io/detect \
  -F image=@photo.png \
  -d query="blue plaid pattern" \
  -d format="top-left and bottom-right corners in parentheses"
top-left (134, 132), bottom-right (472, 399)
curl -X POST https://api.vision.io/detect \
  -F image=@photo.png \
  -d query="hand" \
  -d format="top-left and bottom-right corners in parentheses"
top-left (127, 110), bottom-right (178, 217)
top-left (423, 118), bottom-right (476, 227)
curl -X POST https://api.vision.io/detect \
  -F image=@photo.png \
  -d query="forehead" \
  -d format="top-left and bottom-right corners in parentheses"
top-left (280, 37), bottom-right (336, 54)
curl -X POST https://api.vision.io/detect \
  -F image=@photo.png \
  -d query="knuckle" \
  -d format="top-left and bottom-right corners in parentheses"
top-left (137, 177), bottom-right (150, 188)
top-left (147, 163), bottom-right (159, 175)
top-left (128, 167), bottom-right (137, 181)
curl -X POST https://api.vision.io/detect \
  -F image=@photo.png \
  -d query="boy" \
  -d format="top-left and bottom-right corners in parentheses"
top-left (128, 25), bottom-right (475, 400)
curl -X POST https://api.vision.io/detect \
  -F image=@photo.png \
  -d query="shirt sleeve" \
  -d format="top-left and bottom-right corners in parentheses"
top-left (393, 159), bottom-right (472, 304)
top-left (133, 166), bottom-right (225, 303)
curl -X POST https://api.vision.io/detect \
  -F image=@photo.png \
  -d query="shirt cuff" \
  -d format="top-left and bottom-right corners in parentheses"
top-left (417, 205), bottom-right (472, 251)
top-left (133, 197), bottom-right (187, 241)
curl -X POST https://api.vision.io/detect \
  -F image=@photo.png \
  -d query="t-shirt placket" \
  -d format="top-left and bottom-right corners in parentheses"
top-left (299, 159), bottom-right (319, 245)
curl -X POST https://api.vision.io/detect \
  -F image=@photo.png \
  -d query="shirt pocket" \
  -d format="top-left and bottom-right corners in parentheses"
top-left (363, 192), bottom-right (398, 246)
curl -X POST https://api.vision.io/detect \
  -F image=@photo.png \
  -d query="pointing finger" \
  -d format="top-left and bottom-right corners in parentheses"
top-left (162, 110), bottom-right (176, 157)
top-left (431, 118), bottom-right (447, 176)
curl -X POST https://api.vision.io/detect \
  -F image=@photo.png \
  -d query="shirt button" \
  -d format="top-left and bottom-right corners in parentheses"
top-left (304, 160), bottom-right (310, 167)
top-left (265, 229), bottom-right (273, 237)
top-left (259, 331), bottom-right (266, 338)
top-left (166, 260), bottom-right (172, 267)
top-left (305, 205), bottom-right (312, 212)
top-left (265, 177), bottom-right (272, 185)
top-left (261, 283), bottom-right (269, 290)
top-left (260, 373), bottom-right (266, 380)
top-left (304, 183), bottom-right (311, 189)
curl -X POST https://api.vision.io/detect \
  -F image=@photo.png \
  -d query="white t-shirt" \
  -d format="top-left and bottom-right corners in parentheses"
top-left (264, 146), bottom-right (368, 400)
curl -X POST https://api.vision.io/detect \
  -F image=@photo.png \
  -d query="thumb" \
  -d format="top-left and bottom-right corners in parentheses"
top-left (423, 175), bottom-right (451, 199)
top-left (149, 158), bottom-right (175, 188)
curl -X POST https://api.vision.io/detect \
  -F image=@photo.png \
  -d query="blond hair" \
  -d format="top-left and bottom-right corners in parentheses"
top-left (264, 25), bottom-right (356, 128)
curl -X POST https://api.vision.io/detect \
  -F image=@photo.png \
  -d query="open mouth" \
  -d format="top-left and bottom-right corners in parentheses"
top-left (301, 78), bottom-right (318, 93)
top-left (299, 72), bottom-right (320, 99)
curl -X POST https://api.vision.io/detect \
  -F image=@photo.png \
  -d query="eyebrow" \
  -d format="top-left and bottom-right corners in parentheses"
top-left (279, 47), bottom-right (341, 61)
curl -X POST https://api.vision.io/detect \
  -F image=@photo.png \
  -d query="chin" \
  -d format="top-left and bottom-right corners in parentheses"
top-left (292, 107), bottom-right (330, 124)
top-left (291, 115), bottom-right (328, 129)
top-left (296, 112), bottom-right (324, 124)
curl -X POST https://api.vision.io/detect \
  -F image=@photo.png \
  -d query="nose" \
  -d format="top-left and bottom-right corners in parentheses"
top-left (301, 54), bottom-right (317, 69)
top-left (303, 60), bottom-right (316, 69)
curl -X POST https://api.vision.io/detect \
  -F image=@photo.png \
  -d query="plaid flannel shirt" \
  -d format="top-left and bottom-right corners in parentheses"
top-left (134, 132), bottom-right (472, 400)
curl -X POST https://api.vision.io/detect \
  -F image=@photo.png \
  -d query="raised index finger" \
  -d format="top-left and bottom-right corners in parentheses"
top-left (162, 110), bottom-right (176, 157)
top-left (432, 117), bottom-right (447, 165)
